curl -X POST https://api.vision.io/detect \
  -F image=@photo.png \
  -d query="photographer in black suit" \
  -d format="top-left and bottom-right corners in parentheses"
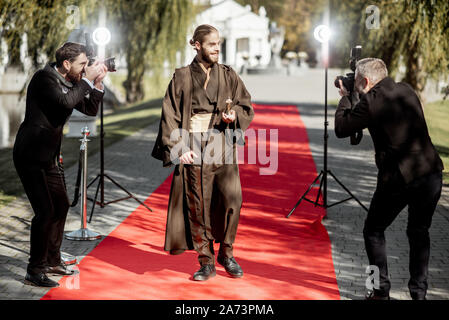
top-left (334, 58), bottom-right (443, 300)
top-left (13, 42), bottom-right (108, 287)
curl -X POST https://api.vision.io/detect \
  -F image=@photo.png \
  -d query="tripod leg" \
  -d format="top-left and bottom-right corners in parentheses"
top-left (314, 174), bottom-right (324, 207)
top-left (286, 171), bottom-right (323, 218)
top-left (327, 170), bottom-right (368, 211)
top-left (86, 174), bottom-right (100, 190)
top-left (104, 174), bottom-right (153, 212)
top-left (89, 178), bottom-right (101, 223)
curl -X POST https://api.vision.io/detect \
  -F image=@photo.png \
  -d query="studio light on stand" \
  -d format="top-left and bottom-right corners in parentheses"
top-left (92, 27), bottom-right (111, 53)
top-left (286, 24), bottom-right (367, 219)
top-left (86, 25), bottom-right (152, 223)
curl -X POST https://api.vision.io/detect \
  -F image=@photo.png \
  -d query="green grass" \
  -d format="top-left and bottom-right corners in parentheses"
top-left (424, 100), bottom-right (449, 185)
top-left (0, 97), bottom-right (163, 209)
top-left (108, 73), bottom-right (169, 104)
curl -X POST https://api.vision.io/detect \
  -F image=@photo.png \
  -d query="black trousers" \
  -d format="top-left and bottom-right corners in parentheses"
top-left (364, 170), bottom-right (442, 299)
top-left (14, 161), bottom-right (70, 275)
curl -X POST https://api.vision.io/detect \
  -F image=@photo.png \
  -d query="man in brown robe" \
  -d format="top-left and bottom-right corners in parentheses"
top-left (152, 24), bottom-right (254, 281)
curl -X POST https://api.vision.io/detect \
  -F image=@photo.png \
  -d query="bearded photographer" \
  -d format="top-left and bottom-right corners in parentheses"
top-left (334, 58), bottom-right (443, 300)
top-left (13, 42), bottom-right (108, 287)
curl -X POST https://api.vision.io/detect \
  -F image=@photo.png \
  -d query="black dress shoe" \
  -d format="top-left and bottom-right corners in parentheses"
top-left (24, 273), bottom-right (59, 287)
top-left (46, 263), bottom-right (78, 276)
top-left (217, 256), bottom-right (243, 278)
top-left (411, 293), bottom-right (427, 300)
top-left (193, 264), bottom-right (216, 281)
top-left (365, 290), bottom-right (390, 300)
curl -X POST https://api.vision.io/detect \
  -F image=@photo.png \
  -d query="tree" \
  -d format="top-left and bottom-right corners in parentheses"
top-left (0, 0), bottom-right (92, 71)
top-left (276, 0), bottom-right (325, 54)
top-left (106, 0), bottom-right (194, 103)
top-left (1, 0), bottom-right (194, 103)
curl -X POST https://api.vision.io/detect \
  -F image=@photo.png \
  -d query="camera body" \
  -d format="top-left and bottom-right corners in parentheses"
top-left (335, 45), bottom-right (363, 145)
top-left (334, 45), bottom-right (362, 93)
top-left (88, 56), bottom-right (116, 72)
top-left (84, 33), bottom-right (116, 72)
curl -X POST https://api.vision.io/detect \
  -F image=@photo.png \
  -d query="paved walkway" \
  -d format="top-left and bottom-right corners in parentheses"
top-left (0, 70), bottom-right (447, 300)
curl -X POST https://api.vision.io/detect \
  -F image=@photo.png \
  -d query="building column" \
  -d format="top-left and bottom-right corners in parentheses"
top-left (226, 37), bottom-right (236, 67)
top-left (0, 102), bottom-right (9, 148)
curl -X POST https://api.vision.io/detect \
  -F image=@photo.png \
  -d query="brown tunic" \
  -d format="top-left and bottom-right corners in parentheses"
top-left (152, 59), bottom-right (254, 255)
top-left (190, 57), bottom-right (218, 114)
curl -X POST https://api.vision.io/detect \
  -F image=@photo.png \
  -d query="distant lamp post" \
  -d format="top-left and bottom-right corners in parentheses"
top-left (285, 51), bottom-right (298, 76)
top-left (297, 51), bottom-right (309, 69)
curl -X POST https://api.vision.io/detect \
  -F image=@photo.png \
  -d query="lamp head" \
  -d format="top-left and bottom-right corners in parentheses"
top-left (314, 25), bottom-right (331, 43)
top-left (92, 27), bottom-right (111, 46)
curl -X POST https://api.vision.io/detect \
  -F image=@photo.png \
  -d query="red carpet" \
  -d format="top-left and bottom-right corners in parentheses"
top-left (42, 104), bottom-right (340, 300)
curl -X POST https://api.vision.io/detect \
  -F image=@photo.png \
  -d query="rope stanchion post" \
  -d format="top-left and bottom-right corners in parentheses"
top-left (65, 127), bottom-right (102, 241)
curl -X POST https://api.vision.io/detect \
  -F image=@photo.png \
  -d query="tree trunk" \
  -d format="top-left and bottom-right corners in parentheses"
top-left (124, 76), bottom-right (144, 103)
top-left (403, 40), bottom-right (427, 101)
top-left (124, 50), bottom-right (146, 103)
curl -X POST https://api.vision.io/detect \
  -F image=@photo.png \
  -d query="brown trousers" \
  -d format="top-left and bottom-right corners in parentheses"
top-left (183, 132), bottom-right (242, 266)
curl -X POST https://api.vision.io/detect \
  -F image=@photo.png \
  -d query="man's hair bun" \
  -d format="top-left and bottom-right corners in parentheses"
top-left (189, 24), bottom-right (218, 50)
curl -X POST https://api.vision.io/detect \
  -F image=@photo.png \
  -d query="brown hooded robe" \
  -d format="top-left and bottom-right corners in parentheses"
top-left (152, 61), bottom-right (254, 255)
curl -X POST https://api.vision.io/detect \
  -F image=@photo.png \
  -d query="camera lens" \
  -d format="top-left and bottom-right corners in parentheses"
top-left (334, 76), bottom-right (343, 88)
top-left (104, 57), bottom-right (116, 72)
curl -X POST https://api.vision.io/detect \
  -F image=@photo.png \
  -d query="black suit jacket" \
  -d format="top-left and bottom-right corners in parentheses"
top-left (335, 77), bottom-right (443, 185)
top-left (13, 63), bottom-right (103, 167)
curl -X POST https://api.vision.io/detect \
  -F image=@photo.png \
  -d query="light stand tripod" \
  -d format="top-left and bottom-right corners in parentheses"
top-left (286, 26), bottom-right (368, 218)
top-left (86, 98), bottom-right (153, 222)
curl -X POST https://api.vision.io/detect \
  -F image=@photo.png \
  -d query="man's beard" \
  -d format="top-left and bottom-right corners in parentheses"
top-left (67, 68), bottom-right (82, 83)
top-left (200, 48), bottom-right (218, 65)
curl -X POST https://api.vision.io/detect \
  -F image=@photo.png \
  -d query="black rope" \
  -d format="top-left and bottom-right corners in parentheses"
top-left (70, 149), bottom-right (83, 207)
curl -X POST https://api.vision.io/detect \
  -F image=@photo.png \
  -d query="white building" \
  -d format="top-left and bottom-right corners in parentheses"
top-left (185, 0), bottom-right (271, 72)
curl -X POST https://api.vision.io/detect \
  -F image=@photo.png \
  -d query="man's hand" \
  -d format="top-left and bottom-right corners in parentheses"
top-left (84, 60), bottom-right (103, 82)
top-left (222, 109), bottom-right (236, 123)
top-left (179, 150), bottom-right (198, 164)
top-left (337, 79), bottom-right (349, 97)
top-left (94, 64), bottom-right (108, 90)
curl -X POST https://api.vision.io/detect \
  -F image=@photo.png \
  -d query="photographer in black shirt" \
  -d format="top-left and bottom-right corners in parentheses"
top-left (335, 58), bottom-right (443, 300)
top-left (13, 42), bottom-right (108, 287)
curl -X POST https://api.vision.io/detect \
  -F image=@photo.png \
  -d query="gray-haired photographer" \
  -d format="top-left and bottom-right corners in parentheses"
top-left (13, 42), bottom-right (108, 287)
top-left (334, 57), bottom-right (444, 300)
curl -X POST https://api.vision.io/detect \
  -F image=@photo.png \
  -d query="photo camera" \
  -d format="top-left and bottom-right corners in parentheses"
top-left (335, 45), bottom-right (363, 145)
top-left (84, 33), bottom-right (116, 72)
top-left (334, 45), bottom-right (362, 93)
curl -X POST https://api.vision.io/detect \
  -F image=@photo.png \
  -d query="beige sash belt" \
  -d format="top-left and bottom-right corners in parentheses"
top-left (189, 113), bottom-right (213, 133)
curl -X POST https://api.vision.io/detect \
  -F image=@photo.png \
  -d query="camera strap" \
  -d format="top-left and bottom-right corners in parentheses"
top-left (70, 149), bottom-right (83, 207)
top-left (348, 91), bottom-right (363, 145)
top-left (350, 130), bottom-right (363, 145)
